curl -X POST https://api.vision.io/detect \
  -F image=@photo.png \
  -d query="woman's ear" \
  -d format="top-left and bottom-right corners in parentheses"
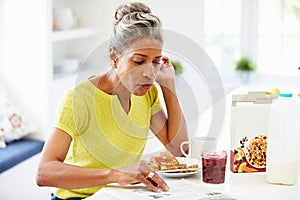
top-left (110, 47), bottom-right (118, 68)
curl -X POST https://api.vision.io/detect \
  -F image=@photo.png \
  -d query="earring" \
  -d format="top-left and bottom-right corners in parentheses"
top-left (112, 60), bottom-right (117, 68)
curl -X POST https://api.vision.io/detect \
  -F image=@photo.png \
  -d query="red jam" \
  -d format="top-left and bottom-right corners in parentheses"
top-left (202, 150), bottom-right (227, 184)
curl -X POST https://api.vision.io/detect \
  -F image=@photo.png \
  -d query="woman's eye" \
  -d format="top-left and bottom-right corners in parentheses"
top-left (134, 60), bottom-right (144, 65)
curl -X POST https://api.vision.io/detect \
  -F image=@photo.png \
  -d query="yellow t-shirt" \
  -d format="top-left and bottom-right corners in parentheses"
top-left (52, 80), bottom-right (162, 199)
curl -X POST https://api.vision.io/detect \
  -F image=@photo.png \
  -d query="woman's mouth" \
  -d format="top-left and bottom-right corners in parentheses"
top-left (141, 84), bottom-right (153, 90)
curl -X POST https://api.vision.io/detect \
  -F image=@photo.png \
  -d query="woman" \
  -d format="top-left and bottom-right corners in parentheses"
top-left (36, 2), bottom-right (188, 199)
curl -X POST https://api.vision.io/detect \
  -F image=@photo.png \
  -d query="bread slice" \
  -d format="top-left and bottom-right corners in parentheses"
top-left (149, 151), bottom-right (179, 171)
top-left (149, 151), bottom-right (199, 173)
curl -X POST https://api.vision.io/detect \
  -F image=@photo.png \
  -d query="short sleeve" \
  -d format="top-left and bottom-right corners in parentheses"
top-left (53, 89), bottom-right (77, 138)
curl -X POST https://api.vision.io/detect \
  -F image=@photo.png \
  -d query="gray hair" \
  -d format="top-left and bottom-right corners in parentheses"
top-left (110, 2), bottom-right (163, 55)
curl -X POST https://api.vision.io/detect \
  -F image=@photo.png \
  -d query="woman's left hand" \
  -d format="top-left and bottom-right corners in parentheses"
top-left (115, 160), bottom-right (169, 192)
top-left (155, 56), bottom-right (175, 88)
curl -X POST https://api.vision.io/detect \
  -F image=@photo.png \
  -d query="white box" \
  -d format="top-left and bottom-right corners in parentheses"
top-left (230, 92), bottom-right (277, 173)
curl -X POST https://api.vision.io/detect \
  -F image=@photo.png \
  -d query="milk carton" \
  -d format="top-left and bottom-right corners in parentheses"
top-left (266, 93), bottom-right (300, 185)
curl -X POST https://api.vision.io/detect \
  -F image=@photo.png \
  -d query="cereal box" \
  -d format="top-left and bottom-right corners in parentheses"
top-left (230, 92), bottom-right (277, 173)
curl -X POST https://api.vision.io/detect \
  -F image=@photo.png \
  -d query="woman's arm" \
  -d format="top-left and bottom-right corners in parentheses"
top-left (36, 128), bottom-right (114, 189)
top-left (150, 57), bottom-right (188, 156)
top-left (36, 128), bottom-right (168, 192)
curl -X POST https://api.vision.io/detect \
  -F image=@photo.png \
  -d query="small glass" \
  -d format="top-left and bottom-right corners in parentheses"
top-left (202, 150), bottom-right (227, 184)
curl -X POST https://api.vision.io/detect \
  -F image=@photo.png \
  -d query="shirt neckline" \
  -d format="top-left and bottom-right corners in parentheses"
top-left (86, 79), bottom-right (134, 116)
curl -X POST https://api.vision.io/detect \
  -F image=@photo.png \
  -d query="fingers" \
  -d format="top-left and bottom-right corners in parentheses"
top-left (149, 172), bottom-right (169, 192)
top-left (160, 56), bottom-right (170, 66)
top-left (161, 56), bottom-right (170, 64)
top-left (160, 56), bottom-right (173, 72)
top-left (142, 171), bottom-right (169, 192)
top-left (141, 175), bottom-right (159, 192)
top-left (122, 161), bottom-right (169, 192)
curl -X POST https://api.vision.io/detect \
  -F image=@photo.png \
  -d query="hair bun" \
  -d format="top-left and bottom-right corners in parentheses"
top-left (114, 2), bottom-right (152, 24)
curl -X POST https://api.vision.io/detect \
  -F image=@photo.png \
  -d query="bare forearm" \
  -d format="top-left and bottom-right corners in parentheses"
top-left (160, 83), bottom-right (188, 155)
top-left (36, 160), bottom-right (116, 189)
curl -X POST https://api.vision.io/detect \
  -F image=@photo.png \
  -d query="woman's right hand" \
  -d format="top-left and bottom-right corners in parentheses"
top-left (114, 160), bottom-right (169, 192)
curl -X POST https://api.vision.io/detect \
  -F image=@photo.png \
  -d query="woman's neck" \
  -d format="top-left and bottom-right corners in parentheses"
top-left (96, 69), bottom-right (131, 112)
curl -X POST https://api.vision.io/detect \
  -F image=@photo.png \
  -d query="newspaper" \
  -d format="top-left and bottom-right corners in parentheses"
top-left (86, 179), bottom-right (237, 200)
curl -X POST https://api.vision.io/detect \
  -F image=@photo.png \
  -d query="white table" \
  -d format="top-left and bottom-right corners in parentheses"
top-left (87, 83), bottom-right (300, 200)
top-left (86, 167), bottom-right (300, 200)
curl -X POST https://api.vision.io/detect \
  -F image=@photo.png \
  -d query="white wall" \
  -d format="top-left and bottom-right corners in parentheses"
top-left (0, 0), bottom-right (3, 76)
top-left (144, 0), bottom-right (204, 46)
top-left (0, 0), bottom-right (205, 141)
top-left (1, 0), bottom-right (50, 140)
top-left (62, 0), bottom-right (204, 46)
top-left (83, 0), bottom-right (204, 46)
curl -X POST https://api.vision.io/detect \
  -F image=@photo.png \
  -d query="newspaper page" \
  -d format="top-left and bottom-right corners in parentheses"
top-left (86, 179), bottom-right (237, 200)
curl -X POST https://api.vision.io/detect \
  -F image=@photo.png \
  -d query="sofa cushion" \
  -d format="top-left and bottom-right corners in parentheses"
top-left (0, 139), bottom-right (44, 173)
top-left (0, 87), bottom-right (38, 148)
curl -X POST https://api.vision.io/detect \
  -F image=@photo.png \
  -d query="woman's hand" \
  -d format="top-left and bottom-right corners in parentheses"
top-left (114, 160), bottom-right (169, 192)
top-left (155, 56), bottom-right (175, 89)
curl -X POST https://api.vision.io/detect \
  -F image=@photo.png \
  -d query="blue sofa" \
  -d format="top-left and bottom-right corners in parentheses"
top-left (0, 139), bottom-right (44, 173)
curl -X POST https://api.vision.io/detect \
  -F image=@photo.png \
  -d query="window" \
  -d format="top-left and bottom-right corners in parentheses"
top-left (258, 0), bottom-right (300, 75)
top-left (204, 0), bottom-right (300, 76)
top-left (204, 0), bottom-right (242, 75)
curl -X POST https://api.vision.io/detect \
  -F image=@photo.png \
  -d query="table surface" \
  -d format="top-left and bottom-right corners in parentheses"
top-left (87, 84), bottom-right (300, 200)
top-left (86, 167), bottom-right (300, 200)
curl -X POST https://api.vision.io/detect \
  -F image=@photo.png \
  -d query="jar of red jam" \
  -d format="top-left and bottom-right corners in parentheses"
top-left (202, 150), bottom-right (227, 184)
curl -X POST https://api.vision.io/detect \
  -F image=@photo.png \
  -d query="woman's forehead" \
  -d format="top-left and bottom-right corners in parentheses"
top-left (122, 38), bottom-right (162, 55)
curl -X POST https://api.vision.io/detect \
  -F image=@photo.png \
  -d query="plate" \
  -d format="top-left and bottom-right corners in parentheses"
top-left (157, 157), bottom-right (201, 178)
top-left (158, 170), bottom-right (199, 178)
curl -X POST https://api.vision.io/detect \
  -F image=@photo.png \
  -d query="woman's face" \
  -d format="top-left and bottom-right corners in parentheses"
top-left (114, 38), bottom-right (163, 96)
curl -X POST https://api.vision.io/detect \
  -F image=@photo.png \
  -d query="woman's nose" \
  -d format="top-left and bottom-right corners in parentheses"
top-left (142, 64), bottom-right (155, 79)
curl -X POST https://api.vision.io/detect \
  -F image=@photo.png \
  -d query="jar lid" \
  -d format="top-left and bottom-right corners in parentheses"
top-left (279, 93), bottom-right (292, 97)
top-left (202, 150), bottom-right (227, 159)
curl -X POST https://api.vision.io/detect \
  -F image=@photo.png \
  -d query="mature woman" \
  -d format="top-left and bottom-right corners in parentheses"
top-left (36, 2), bottom-right (188, 199)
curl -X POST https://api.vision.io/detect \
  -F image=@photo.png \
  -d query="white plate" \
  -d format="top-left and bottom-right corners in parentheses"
top-left (157, 157), bottom-right (201, 178)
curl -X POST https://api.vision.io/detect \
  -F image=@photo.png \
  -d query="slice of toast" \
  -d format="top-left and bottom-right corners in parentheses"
top-left (149, 151), bottom-right (179, 171)
top-left (160, 163), bottom-right (187, 171)
top-left (149, 151), bottom-right (199, 172)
